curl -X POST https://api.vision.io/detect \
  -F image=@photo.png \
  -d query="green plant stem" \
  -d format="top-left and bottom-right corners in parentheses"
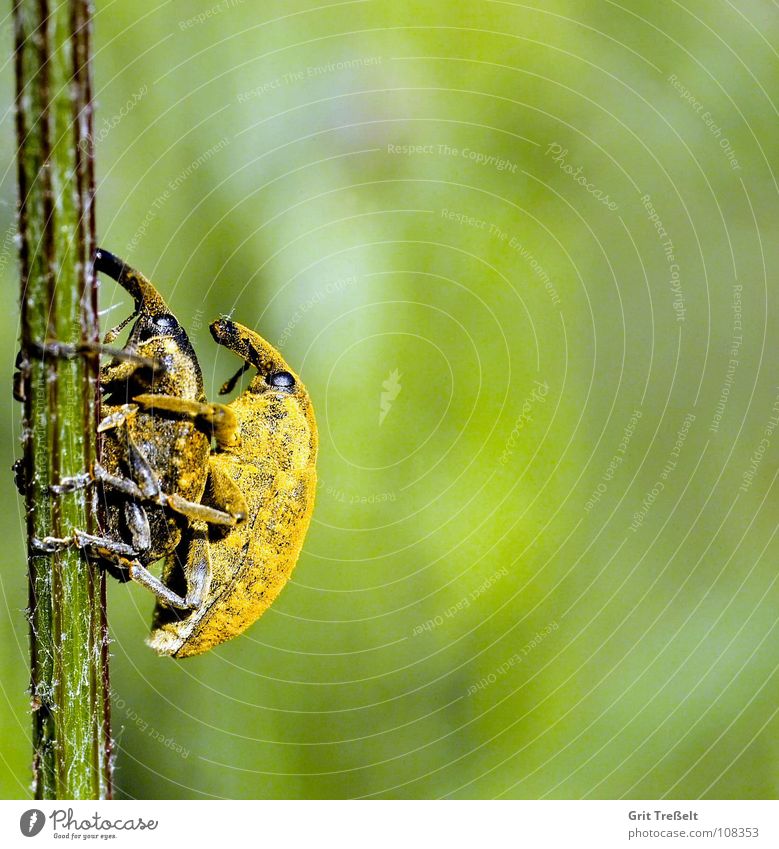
top-left (15, 0), bottom-right (112, 799)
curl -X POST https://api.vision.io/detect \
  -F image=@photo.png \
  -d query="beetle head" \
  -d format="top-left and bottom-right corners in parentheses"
top-left (95, 248), bottom-right (204, 400)
top-left (211, 318), bottom-right (303, 398)
top-left (210, 318), bottom-right (317, 464)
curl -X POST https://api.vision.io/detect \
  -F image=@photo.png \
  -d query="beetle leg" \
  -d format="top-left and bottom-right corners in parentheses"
top-left (127, 562), bottom-right (193, 609)
top-left (30, 535), bottom-right (74, 555)
top-left (31, 530), bottom-right (138, 560)
top-left (121, 426), bottom-right (233, 525)
top-left (132, 394), bottom-right (239, 449)
top-left (204, 461), bottom-right (248, 523)
top-left (97, 460), bottom-right (235, 527)
top-left (39, 414), bottom-right (235, 527)
top-left (101, 356), bottom-right (156, 385)
top-left (112, 445), bottom-right (235, 527)
top-left (69, 531), bottom-right (180, 603)
top-left (180, 526), bottom-right (211, 609)
top-left (49, 472), bottom-right (92, 495)
top-left (97, 404), bottom-right (138, 434)
top-left (124, 430), bottom-right (162, 500)
top-left (74, 530), bottom-right (141, 560)
top-left (24, 338), bottom-right (165, 397)
top-left (46, 462), bottom-right (235, 529)
top-left (164, 493), bottom-right (236, 527)
top-left (71, 535), bottom-right (171, 600)
top-left (117, 448), bottom-right (246, 526)
top-left (31, 529), bottom-right (194, 609)
top-left (48, 421), bottom-right (143, 495)
top-left (94, 461), bottom-right (235, 527)
top-left (27, 339), bottom-right (162, 372)
top-left (124, 502), bottom-right (152, 554)
top-left (45, 461), bottom-right (146, 499)
top-left (93, 462), bottom-right (145, 500)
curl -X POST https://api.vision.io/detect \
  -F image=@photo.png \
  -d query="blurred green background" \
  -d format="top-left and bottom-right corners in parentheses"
top-left (2, 0), bottom-right (779, 799)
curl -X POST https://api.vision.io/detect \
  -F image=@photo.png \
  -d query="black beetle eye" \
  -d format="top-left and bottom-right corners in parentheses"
top-left (137, 313), bottom-right (178, 340)
top-left (151, 314), bottom-right (177, 332)
top-left (268, 371), bottom-right (295, 389)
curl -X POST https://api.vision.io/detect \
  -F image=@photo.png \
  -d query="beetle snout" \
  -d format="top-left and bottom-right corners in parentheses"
top-left (210, 319), bottom-right (285, 374)
top-left (94, 247), bottom-right (171, 317)
top-left (210, 318), bottom-right (240, 347)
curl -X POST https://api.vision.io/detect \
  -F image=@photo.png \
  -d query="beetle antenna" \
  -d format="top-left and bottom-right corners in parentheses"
top-left (102, 309), bottom-right (138, 344)
top-left (218, 361), bottom-right (251, 396)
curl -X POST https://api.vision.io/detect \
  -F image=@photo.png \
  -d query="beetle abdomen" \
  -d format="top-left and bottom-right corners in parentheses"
top-left (148, 457), bottom-right (316, 657)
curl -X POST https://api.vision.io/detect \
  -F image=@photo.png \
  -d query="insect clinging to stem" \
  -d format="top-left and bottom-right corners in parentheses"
top-left (16, 250), bottom-right (318, 657)
top-left (24, 250), bottom-right (242, 602)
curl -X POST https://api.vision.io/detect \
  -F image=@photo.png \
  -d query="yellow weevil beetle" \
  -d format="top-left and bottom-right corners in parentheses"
top-left (146, 319), bottom-right (318, 657)
top-left (27, 250), bottom-right (240, 599)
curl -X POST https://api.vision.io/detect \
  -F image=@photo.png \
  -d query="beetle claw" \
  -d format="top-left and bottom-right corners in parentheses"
top-left (50, 472), bottom-right (92, 495)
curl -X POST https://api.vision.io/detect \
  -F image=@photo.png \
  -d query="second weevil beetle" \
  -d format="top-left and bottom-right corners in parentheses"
top-left (34, 249), bottom-right (245, 603)
top-left (146, 319), bottom-right (318, 657)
